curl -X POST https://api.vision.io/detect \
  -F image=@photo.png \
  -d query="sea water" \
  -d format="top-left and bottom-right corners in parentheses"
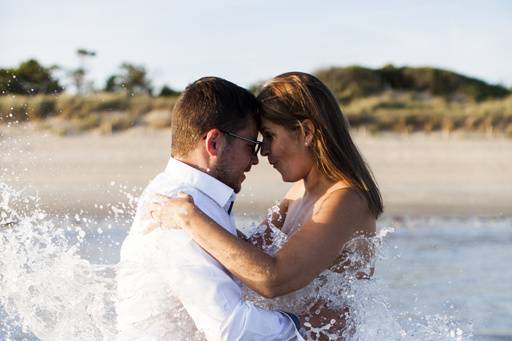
top-left (1, 129), bottom-right (511, 340)
top-left (2, 180), bottom-right (511, 340)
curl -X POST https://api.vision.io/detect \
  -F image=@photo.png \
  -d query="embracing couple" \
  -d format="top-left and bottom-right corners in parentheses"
top-left (117, 72), bottom-right (383, 340)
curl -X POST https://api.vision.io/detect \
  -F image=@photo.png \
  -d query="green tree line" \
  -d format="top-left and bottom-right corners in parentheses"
top-left (0, 52), bottom-right (179, 97)
top-left (314, 65), bottom-right (510, 102)
top-left (1, 55), bottom-right (511, 102)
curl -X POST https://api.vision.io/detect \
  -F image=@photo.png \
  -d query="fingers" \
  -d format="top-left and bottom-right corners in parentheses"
top-left (143, 202), bottom-right (162, 235)
top-left (148, 202), bottom-right (161, 220)
top-left (154, 193), bottom-right (171, 204)
top-left (176, 191), bottom-right (189, 198)
top-left (144, 192), bottom-right (194, 235)
top-left (144, 220), bottom-right (160, 235)
top-left (155, 191), bottom-right (192, 201)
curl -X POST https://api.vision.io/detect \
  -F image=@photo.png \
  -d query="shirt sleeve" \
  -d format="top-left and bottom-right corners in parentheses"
top-left (155, 230), bottom-right (303, 341)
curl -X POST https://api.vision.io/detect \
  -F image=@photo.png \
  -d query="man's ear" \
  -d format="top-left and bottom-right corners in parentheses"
top-left (301, 119), bottom-right (315, 146)
top-left (204, 128), bottom-right (222, 157)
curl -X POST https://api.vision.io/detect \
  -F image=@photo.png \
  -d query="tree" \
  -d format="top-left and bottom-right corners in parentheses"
top-left (119, 63), bottom-right (153, 95)
top-left (104, 63), bottom-right (153, 95)
top-left (0, 59), bottom-right (64, 95)
top-left (158, 85), bottom-right (179, 97)
top-left (104, 75), bottom-right (120, 92)
top-left (248, 81), bottom-right (264, 95)
top-left (70, 68), bottom-right (86, 94)
top-left (0, 69), bottom-right (16, 95)
top-left (70, 48), bottom-right (96, 94)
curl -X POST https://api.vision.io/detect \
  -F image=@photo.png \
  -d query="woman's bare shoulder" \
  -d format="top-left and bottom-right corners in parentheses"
top-left (314, 185), bottom-right (373, 229)
top-left (325, 182), bottom-right (367, 205)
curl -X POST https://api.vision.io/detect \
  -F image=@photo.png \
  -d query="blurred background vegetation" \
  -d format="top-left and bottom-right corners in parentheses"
top-left (1, 49), bottom-right (511, 136)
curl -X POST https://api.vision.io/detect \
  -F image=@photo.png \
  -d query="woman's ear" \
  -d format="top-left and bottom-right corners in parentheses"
top-left (204, 129), bottom-right (222, 156)
top-left (301, 119), bottom-right (315, 146)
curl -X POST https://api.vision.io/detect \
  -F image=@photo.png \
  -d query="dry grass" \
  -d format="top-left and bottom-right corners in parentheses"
top-left (1, 92), bottom-right (512, 137)
top-left (0, 93), bottom-right (177, 135)
top-left (344, 92), bottom-right (512, 136)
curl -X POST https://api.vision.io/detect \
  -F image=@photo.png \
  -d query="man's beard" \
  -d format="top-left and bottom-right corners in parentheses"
top-left (211, 152), bottom-right (241, 193)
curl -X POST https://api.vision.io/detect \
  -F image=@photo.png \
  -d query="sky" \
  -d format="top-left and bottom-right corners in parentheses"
top-left (1, 0), bottom-right (511, 91)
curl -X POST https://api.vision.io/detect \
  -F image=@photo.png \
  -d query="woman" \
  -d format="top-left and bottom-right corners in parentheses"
top-left (151, 72), bottom-right (383, 339)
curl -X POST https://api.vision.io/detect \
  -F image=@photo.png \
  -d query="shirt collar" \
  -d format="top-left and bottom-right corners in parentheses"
top-left (164, 157), bottom-right (236, 213)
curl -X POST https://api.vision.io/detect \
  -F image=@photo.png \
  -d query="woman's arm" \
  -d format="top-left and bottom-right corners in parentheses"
top-left (152, 188), bottom-right (374, 298)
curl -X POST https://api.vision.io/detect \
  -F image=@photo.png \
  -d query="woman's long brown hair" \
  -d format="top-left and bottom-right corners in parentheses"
top-left (257, 72), bottom-right (383, 218)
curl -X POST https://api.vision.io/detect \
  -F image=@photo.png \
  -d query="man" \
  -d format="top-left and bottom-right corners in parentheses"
top-left (117, 77), bottom-right (303, 340)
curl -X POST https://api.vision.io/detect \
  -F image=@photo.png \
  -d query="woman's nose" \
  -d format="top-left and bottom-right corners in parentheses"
top-left (260, 140), bottom-right (270, 156)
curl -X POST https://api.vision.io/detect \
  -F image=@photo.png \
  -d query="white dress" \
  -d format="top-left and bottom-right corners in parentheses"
top-left (243, 207), bottom-right (375, 340)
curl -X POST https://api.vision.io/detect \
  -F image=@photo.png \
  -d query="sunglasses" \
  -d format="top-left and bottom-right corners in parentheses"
top-left (220, 130), bottom-right (262, 156)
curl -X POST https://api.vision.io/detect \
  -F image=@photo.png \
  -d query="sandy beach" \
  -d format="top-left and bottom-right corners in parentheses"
top-left (1, 125), bottom-right (511, 218)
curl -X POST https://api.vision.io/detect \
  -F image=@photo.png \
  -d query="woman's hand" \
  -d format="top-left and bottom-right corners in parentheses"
top-left (145, 192), bottom-right (197, 234)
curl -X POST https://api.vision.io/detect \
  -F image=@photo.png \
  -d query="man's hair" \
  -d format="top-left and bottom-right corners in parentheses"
top-left (171, 77), bottom-right (260, 157)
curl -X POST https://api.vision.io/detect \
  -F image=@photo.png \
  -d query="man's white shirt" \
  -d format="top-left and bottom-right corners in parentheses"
top-left (117, 157), bottom-right (303, 340)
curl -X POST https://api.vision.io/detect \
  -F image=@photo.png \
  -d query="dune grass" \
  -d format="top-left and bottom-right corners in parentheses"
top-left (344, 92), bottom-right (512, 136)
top-left (1, 92), bottom-right (512, 137)
top-left (0, 93), bottom-right (178, 135)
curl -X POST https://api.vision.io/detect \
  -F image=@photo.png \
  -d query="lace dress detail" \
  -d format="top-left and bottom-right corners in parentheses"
top-left (244, 222), bottom-right (357, 311)
top-left (243, 208), bottom-right (375, 340)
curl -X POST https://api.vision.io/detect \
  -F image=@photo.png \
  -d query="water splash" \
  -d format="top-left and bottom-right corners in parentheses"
top-left (245, 203), bottom-right (289, 255)
top-left (0, 182), bottom-right (118, 340)
top-left (243, 208), bottom-right (474, 341)
top-left (0, 124), bottom-right (480, 340)
top-left (0, 180), bottom-right (479, 340)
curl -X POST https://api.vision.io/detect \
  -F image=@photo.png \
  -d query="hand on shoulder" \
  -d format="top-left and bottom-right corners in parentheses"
top-left (144, 192), bottom-right (198, 235)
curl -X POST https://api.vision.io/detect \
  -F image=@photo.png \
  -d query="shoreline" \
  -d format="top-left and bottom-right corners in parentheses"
top-left (2, 125), bottom-right (512, 218)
